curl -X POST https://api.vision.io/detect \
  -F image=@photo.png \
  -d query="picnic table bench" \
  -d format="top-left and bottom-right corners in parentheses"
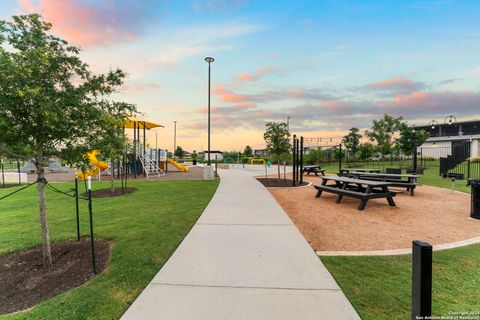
top-left (314, 176), bottom-right (397, 210)
top-left (350, 172), bottom-right (418, 196)
top-left (339, 168), bottom-right (381, 176)
top-left (302, 165), bottom-right (325, 176)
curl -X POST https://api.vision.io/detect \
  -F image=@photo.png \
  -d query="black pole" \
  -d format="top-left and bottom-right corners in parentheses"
top-left (17, 159), bottom-right (21, 184)
top-left (411, 240), bottom-right (432, 320)
top-left (1, 159), bottom-right (5, 188)
top-left (174, 121), bottom-right (177, 161)
top-left (300, 137), bottom-right (304, 184)
top-left (87, 178), bottom-right (97, 275)
top-left (413, 139), bottom-right (418, 174)
top-left (75, 178), bottom-right (80, 241)
top-left (143, 122), bottom-right (146, 177)
top-left (339, 144), bottom-right (343, 172)
top-left (207, 61), bottom-right (212, 166)
top-left (292, 135), bottom-right (297, 186)
top-left (133, 121), bottom-right (137, 178)
top-left (295, 138), bottom-right (300, 182)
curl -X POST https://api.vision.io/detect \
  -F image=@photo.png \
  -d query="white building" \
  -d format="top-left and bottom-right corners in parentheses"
top-left (416, 120), bottom-right (480, 159)
top-left (203, 151), bottom-right (223, 161)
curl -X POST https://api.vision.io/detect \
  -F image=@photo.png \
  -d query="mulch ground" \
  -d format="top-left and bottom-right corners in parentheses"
top-left (87, 187), bottom-right (137, 198)
top-left (256, 178), bottom-right (309, 188)
top-left (268, 173), bottom-right (480, 252)
top-left (0, 238), bottom-right (112, 315)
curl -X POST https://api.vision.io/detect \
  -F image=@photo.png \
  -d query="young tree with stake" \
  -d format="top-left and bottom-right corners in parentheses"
top-left (264, 122), bottom-right (291, 179)
top-left (0, 14), bottom-right (136, 266)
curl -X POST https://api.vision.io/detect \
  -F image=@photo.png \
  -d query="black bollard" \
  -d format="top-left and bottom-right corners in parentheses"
top-left (411, 240), bottom-right (432, 320)
top-left (75, 178), bottom-right (80, 241)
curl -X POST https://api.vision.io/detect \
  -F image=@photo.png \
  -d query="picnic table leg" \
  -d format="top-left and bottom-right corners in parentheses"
top-left (382, 186), bottom-right (396, 207)
top-left (336, 183), bottom-right (347, 203)
top-left (358, 199), bottom-right (368, 210)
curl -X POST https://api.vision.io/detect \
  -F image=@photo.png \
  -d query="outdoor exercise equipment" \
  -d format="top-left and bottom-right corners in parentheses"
top-left (291, 135), bottom-right (304, 186)
top-left (76, 150), bottom-right (109, 180)
top-left (167, 157), bottom-right (188, 172)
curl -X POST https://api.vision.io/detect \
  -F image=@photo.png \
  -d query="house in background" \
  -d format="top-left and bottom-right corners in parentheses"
top-left (253, 149), bottom-right (270, 157)
top-left (416, 119), bottom-right (480, 159)
top-left (202, 150), bottom-right (223, 161)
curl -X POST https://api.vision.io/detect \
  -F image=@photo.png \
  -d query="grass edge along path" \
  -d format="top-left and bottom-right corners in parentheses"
top-left (321, 243), bottom-right (480, 320)
top-left (0, 178), bottom-right (219, 320)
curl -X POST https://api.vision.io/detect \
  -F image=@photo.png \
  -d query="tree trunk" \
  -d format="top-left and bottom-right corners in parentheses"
top-left (278, 163), bottom-right (281, 179)
top-left (36, 162), bottom-right (52, 267)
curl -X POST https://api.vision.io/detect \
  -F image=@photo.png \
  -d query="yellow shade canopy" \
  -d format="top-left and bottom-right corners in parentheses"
top-left (124, 117), bottom-right (164, 130)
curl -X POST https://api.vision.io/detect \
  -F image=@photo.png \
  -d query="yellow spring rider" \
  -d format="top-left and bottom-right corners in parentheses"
top-left (76, 150), bottom-right (109, 180)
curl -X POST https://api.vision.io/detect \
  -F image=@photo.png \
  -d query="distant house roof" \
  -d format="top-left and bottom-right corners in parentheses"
top-left (202, 150), bottom-right (223, 154)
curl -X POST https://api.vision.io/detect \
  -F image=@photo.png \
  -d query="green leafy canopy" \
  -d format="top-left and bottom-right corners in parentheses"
top-left (0, 14), bottom-right (136, 166)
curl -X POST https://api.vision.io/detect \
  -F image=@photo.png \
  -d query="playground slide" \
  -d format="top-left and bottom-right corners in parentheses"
top-left (167, 157), bottom-right (188, 172)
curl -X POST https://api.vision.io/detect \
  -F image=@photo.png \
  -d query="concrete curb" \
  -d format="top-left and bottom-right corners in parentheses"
top-left (316, 235), bottom-right (480, 256)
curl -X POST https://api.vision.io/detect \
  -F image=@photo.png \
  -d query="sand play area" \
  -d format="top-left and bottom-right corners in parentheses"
top-left (267, 175), bottom-right (480, 252)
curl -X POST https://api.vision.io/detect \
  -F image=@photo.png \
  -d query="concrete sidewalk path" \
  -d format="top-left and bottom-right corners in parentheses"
top-left (121, 167), bottom-right (360, 320)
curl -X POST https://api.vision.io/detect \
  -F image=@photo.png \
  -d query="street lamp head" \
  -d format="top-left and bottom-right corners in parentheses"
top-left (205, 57), bottom-right (215, 63)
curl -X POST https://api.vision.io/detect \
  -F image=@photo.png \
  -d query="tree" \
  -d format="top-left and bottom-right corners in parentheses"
top-left (365, 114), bottom-right (403, 170)
top-left (263, 122), bottom-right (290, 179)
top-left (342, 127), bottom-right (361, 163)
top-left (358, 142), bottom-right (375, 160)
top-left (0, 14), bottom-right (136, 266)
top-left (243, 145), bottom-right (253, 157)
top-left (174, 146), bottom-right (185, 159)
top-left (396, 123), bottom-right (429, 163)
top-left (191, 150), bottom-right (198, 160)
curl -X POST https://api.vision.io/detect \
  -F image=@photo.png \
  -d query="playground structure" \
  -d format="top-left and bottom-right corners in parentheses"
top-left (121, 117), bottom-right (189, 178)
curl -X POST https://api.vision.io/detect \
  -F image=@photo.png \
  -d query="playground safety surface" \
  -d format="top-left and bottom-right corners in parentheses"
top-left (268, 174), bottom-right (480, 252)
top-left (0, 238), bottom-right (112, 315)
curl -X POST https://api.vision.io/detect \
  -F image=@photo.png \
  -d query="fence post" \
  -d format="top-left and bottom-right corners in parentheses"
top-left (411, 240), bottom-right (432, 320)
top-left (17, 159), bottom-right (21, 184)
top-left (467, 159), bottom-right (471, 179)
top-left (292, 135), bottom-right (297, 187)
top-left (87, 177), bottom-right (97, 275)
top-left (413, 140), bottom-right (418, 174)
top-left (1, 159), bottom-right (5, 188)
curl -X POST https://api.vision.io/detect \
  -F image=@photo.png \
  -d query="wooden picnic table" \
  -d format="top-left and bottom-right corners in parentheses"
top-left (314, 175), bottom-right (397, 210)
top-left (350, 172), bottom-right (418, 196)
top-left (339, 168), bottom-right (381, 175)
top-left (302, 165), bottom-right (325, 176)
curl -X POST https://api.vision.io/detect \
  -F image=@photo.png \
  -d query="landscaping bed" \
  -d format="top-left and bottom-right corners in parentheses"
top-left (87, 187), bottom-right (137, 198)
top-left (268, 174), bottom-right (480, 251)
top-left (0, 238), bottom-right (112, 315)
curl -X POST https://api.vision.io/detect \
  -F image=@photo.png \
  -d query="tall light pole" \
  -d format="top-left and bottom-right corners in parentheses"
top-left (205, 56), bottom-right (214, 165)
top-left (173, 121), bottom-right (177, 161)
top-left (155, 131), bottom-right (158, 160)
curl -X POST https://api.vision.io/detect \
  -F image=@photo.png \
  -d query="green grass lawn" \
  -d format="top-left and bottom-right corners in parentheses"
top-left (321, 244), bottom-right (480, 319)
top-left (0, 179), bottom-right (219, 319)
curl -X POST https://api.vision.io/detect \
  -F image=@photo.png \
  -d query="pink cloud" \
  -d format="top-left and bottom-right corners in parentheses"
top-left (212, 88), bottom-right (249, 103)
top-left (365, 76), bottom-right (426, 95)
top-left (18, 0), bottom-right (145, 47)
top-left (233, 66), bottom-right (275, 84)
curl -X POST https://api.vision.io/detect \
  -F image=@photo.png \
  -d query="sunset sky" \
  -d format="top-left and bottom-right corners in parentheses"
top-left (2, 0), bottom-right (480, 152)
